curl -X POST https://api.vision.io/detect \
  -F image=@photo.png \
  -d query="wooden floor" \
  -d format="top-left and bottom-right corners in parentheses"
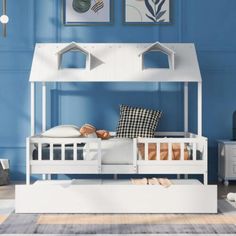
top-left (1, 181), bottom-right (236, 200)
top-left (37, 214), bottom-right (236, 225)
top-left (218, 182), bottom-right (236, 199)
top-left (0, 215), bottom-right (8, 223)
top-left (0, 184), bottom-right (15, 199)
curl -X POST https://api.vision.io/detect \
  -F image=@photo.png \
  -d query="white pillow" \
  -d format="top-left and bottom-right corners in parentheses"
top-left (41, 125), bottom-right (81, 138)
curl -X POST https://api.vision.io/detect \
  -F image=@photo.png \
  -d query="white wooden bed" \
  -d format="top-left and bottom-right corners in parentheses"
top-left (16, 42), bottom-right (217, 214)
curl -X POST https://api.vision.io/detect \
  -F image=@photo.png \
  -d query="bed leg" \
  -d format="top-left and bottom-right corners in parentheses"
top-left (113, 174), bottom-right (118, 180)
top-left (204, 172), bottom-right (208, 185)
top-left (26, 138), bottom-right (30, 185)
top-left (177, 174), bottom-right (181, 179)
top-left (184, 174), bottom-right (188, 179)
top-left (47, 174), bottom-right (51, 180)
top-left (42, 174), bottom-right (46, 180)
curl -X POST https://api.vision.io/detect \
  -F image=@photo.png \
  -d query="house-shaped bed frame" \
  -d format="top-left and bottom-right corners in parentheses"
top-left (15, 42), bottom-right (217, 214)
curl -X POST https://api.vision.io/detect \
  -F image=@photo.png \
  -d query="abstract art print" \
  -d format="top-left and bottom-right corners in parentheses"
top-left (63, 0), bottom-right (113, 25)
top-left (124, 0), bottom-right (170, 24)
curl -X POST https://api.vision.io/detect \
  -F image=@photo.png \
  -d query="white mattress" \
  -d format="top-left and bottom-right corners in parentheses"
top-left (84, 138), bottom-right (134, 165)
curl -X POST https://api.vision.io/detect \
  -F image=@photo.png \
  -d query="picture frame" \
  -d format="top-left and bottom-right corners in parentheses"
top-left (63, 0), bottom-right (114, 26)
top-left (123, 0), bottom-right (171, 25)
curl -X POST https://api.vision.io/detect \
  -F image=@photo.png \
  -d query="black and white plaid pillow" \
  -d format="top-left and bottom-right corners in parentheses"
top-left (116, 105), bottom-right (162, 138)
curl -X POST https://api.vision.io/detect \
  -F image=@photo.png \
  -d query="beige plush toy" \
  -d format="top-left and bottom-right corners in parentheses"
top-left (79, 124), bottom-right (110, 140)
top-left (79, 124), bottom-right (97, 138)
top-left (96, 129), bottom-right (110, 139)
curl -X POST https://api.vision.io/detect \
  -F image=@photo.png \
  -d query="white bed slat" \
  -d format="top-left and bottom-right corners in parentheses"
top-left (133, 138), bottom-right (138, 164)
top-left (38, 143), bottom-right (42, 161)
top-left (144, 142), bottom-right (148, 161)
top-left (168, 143), bottom-right (172, 160)
top-left (156, 142), bottom-right (160, 161)
top-left (180, 143), bottom-right (185, 161)
top-left (73, 143), bottom-right (77, 161)
top-left (193, 143), bottom-right (197, 161)
top-left (97, 141), bottom-right (102, 172)
top-left (86, 143), bottom-right (90, 161)
top-left (49, 144), bottom-right (53, 161)
top-left (61, 144), bottom-right (65, 161)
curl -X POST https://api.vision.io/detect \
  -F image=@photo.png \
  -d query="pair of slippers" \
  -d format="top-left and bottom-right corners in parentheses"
top-left (131, 178), bottom-right (172, 188)
top-left (227, 193), bottom-right (236, 202)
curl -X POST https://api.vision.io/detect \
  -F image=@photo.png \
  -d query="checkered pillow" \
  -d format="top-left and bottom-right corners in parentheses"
top-left (116, 105), bottom-right (162, 138)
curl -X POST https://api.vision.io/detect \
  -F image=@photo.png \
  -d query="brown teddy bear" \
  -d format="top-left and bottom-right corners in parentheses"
top-left (79, 124), bottom-right (110, 140)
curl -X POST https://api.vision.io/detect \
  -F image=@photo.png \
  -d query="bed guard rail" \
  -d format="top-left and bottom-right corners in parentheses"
top-left (26, 136), bottom-right (102, 184)
top-left (133, 134), bottom-right (208, 184)
top-left (135, 135), bottom-right (207, 162)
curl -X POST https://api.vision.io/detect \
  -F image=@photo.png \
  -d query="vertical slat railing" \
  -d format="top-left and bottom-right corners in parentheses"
top-left (180, 143), bottom-right (185, 160)
top-left (133, 138), bottom-right (137, 170)
top-left (193, 142), bottom-right (197, 161)
top-left (145, 142), bottom-right (148, 161)
top-left (97, 140), bottom-right (102, 173)
top-left (38, 143), bottom-right (42, 161)
top-left (168, 143), bottom-right (172, 160)
top-left (61, 144), bottom-right (65, 161)
top-left (156, 142), bottom-right (160, 160)
top-left (73, 143), bottom-right (77, 161)
top-left (86, 143), bottom-right (90, 160)
top-left (49, 143), bottom-right (53, 161)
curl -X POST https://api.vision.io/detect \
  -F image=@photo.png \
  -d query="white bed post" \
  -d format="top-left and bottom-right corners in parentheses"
top-left (183, 82), bottom-right (189, 180)
top-left (198, 81), bottom-right (206, 184)
top-left (27, 82), bottom-right (35, 185)
top-left (198, 82), bottom-right (202, 136)
top-left (42, 82), bottom-right (47, 132)
top-left (31, 82), bottom-right (35, 136)
top-left (42, 82), bottom-right (47, 180)
top-left (184, 82), bottom-right (188, 134)
top-left (26, 138), bottom-right (30, 185)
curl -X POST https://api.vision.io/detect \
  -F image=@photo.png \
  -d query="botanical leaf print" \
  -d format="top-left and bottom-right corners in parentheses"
top-left (145, 0), bottom-right (167, 22)
top-left (145, 0), bottom-right (155, 17)
top-left (145, 13), bottom-right (156, 22)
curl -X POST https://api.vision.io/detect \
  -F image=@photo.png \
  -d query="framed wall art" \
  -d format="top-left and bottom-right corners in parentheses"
top-left (63, 0), bottom-right (113, 26)
top-left (124, 0), bottom-right (170, 24)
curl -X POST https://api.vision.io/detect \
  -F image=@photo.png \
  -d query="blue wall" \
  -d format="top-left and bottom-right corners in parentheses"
top-left (0, 0), bottom-right (236, 182)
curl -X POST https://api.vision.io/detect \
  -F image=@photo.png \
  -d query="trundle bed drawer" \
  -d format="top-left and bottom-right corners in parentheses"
top-left (15, 180), bottom-right (217, 214)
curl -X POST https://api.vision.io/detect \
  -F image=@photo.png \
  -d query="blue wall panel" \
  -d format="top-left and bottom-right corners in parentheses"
top-left (182, 0), bottom-right (236, 51)
top-left (0, 72), bottom-right (30, 147)
top-left (0, 0), bottom-right (35, 50)
top-left (0, 0), bottom-right (235, 182)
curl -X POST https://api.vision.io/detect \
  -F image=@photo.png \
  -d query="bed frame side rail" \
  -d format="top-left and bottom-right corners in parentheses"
top-left (135, 135), bottom-right (208, 184)
top-left (26, 136), bottom-right (102, 185)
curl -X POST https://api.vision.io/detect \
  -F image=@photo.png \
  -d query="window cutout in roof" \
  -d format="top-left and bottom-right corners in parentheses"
top-left (57, 42), bottom-right (92, 70)
top-left (139, 41), bottom-right (175, 70)
top-left (61, 51), bottom-right (87, 69)
top-left (143, 51), bottom-right (170, 69)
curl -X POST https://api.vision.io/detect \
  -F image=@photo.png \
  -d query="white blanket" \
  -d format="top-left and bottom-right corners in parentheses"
top-left (84, 138), bottom-right (133, 165)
